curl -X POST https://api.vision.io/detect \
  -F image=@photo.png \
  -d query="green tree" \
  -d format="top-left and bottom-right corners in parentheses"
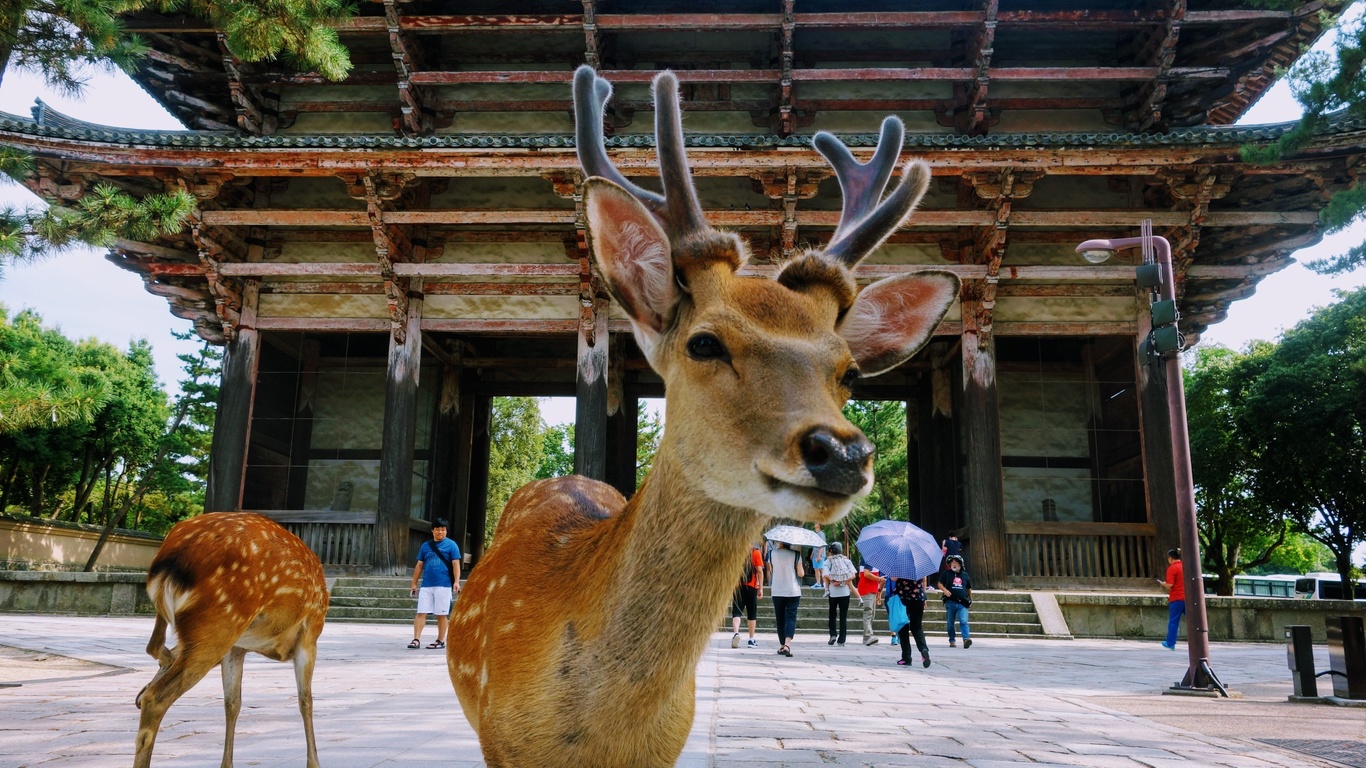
top-left (0, 305), bottom-right (106, 434)
top-left (1246, 529), bottom-right (1336, 575)
top-left (1239, 286), bottom-right (1366, 598)
top-left (635, 401), bottom-right (663, 489)
top-left (0, 0), bottom-right (353, 94)
top-left (535, 421), bottom-right (574, 480)
top-left (0, 161), bottom-right (196, 269)
top-left (84, 332), bottom-right (219, 567)
top-left (1186, 344), bottom-right (1288, 595)
top-left (0, 1), bottom-right (354, 270)
top-left (842, 399), bottom-right (908, 522)
top-left (1242, 3), bottom-right (1366, 273)
top-left (484, 397), bottom-right (546, 549)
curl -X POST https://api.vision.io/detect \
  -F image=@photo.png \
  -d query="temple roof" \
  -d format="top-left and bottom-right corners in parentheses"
top-left (7, 101), bottom-right (1366, 150)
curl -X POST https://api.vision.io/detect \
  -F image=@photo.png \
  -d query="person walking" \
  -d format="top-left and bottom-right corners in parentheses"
top-left (409, 518), bottom-right (461, 649)
top-left (822, 542), bottom-right (857, 646)
top-left (1158, 548), bottom-right (1185, 650)
top-left (769, 541), bottom-right (804, 657)
top-left (892, 576), bottom-right (931, 667)
top-left (810, 523), bottom-right (828, 596)
top-left (939, 554), bottom-right (972, 648)
top-left (730, 544), bottom-right (765, 649)
top-left (855, 561), bottom-right (886, 646)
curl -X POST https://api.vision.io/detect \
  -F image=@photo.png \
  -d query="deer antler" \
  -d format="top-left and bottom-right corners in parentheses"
top-left (572, 65), bottom-right (708, 239)
top-left (813, 117), bottom-right (931, 267)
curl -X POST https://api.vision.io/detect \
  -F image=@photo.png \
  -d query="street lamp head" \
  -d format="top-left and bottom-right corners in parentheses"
top-left (1075, 238), bottom-right (1120, 264)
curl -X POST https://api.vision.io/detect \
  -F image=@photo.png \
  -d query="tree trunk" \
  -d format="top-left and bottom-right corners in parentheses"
top-left (30, 464), bottom-right (49, 516)
top-left (0, 456), bottom-right (15, 512)
top-left (1337, 552), bottom-right (1356, 601)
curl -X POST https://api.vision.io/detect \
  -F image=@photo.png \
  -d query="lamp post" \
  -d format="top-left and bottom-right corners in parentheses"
top-left (1075, 231), bottom-right (1228, 696)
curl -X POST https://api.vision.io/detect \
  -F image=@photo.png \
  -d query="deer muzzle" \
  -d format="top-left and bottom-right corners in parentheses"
top-left (799, 428), bottom-right (873, 496)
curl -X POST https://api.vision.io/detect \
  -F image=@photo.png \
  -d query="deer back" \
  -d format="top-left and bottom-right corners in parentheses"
top-left (146, 512), bottom-right (328, 657)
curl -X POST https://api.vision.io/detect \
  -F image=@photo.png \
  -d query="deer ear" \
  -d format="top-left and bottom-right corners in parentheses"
top-left (584, 178), bottom-right (678, 358)
top-left (839, 273), bottom-right (959, 376)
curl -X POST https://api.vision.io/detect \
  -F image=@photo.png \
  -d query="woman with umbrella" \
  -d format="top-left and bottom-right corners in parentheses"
top-left (855, 519), bottom-right (943, 666)
top-left (891, 574), bottom-right (931, 667)
top-left (764, 525), bottom-right (821, 657)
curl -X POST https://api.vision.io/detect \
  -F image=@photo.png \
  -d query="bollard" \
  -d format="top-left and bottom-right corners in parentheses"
top-left (1326, 616), bottom-right (1366, 699)
top-left (1286, 625), bottom-right (1317, 697)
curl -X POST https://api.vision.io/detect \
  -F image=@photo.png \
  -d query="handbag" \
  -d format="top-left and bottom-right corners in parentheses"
top-left (887, 595), bottom-right (908, 633)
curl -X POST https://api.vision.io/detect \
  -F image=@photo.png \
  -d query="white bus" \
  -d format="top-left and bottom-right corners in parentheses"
top-left (1294, 572), bottom-right (1366, 600)
top-left (1231, 574), bottom-right (1298, 598)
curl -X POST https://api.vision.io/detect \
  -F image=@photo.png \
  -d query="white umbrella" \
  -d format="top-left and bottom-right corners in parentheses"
top-left (763, 525), bottom-right (827, 548)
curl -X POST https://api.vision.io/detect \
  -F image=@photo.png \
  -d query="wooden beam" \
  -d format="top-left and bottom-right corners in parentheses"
top-left (407, 66), bottom-right (1228, 86)
top-left (268, 9), bottom-right (1294, 34)
top-left (385, 0), bottom-right (430, 135)
top-left (195, 208), bottom-right (1316, 229)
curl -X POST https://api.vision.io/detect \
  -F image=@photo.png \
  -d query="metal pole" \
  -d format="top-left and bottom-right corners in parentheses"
top-left (1075, 234), bottom-right (1226, 695)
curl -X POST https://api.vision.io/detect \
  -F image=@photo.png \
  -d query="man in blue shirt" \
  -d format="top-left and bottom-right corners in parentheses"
top-left (409, 518), bottom-right (462, 649)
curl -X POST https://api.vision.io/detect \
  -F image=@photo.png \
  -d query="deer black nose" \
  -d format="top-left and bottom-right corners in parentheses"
top-left (800, 428), bottom-right (873, 496)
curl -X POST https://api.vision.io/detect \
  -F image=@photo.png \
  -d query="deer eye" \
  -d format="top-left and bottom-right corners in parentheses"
top-left (686, 333), bottom-right (729, 362)
top-left (840, 368), bottom-right (861, 389)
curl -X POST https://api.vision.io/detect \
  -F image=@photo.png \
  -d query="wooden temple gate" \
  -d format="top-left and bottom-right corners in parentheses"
top-left (2, 1), bottom-right (1360, 587)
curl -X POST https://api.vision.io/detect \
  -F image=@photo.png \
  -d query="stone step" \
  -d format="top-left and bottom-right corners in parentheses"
top-left (330, 596), bottom-right (417, 609)
top-left (331, 576), bottom-right (414, 589)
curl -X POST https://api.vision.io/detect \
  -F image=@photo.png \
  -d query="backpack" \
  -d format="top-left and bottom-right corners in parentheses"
top-left (741, 548), bottom-right (758, 585)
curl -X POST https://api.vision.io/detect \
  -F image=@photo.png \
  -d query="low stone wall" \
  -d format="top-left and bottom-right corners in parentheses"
top-left (0, 570), bottom-right (154, 615)
top-left (1057, 593), bottom-right (1366, 643)
top-left (0, 515), bottom-right (163, 571)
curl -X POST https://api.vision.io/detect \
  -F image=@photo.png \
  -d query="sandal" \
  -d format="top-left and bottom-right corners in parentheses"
top-left (407, 639), bottom-right (421, 649)
top-left (427, 640), bottom-right (445, 649)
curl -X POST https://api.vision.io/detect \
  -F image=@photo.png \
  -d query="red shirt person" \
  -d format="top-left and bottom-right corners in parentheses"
top-left (1158, 549), bottom-right (1185, 650)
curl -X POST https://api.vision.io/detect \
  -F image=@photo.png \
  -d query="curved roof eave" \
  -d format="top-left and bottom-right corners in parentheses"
top-left (4, 110), bottom-right (1366, 153)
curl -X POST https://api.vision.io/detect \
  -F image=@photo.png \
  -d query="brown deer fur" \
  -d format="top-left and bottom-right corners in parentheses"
top-left (447, 67), bottom-right (959, 768)
top-left (134, 512), bottom-right (329, 768)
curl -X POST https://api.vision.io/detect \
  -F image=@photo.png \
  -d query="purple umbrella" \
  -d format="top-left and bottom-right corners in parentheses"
top-left (855, 520), bottom-right (942, 580)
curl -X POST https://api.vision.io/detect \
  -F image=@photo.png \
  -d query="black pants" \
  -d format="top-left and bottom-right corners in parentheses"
top-left (827, 595), bottom-right (850, 643)
top-left (898, 599), bottom-right (928, 662)
top-left (772, 595), bottom-right (801, 645)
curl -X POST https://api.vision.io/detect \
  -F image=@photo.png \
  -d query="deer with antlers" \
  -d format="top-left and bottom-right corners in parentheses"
top-left (445, 66), bottom-right (958, 768)
top-left (134, 512), bottom-right (329, 768)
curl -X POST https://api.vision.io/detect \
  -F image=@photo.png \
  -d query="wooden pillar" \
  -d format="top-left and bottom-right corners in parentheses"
top-left (427, 352), bottom-right (462, 535)
top-left (375, 286), bottom-right (424, 574)
top-left (1136, 290), bottom-right (1181, 574)
top-left (574, 295), bottom-right (609, 479)
top-left (606, 388), bottom-right (640, 498)
top-left (449, 387), bottom-right (477, 558)
top-left (961, 295), bottom-right (1007, 588)
top-left (205, 282), bottom-right (260, 512)
top-left (918, 344), bottom-right (959, 541)
top-left (467, 394), bottom-right (493, 563)
top-left (904, 396), bottom-right (922, 525)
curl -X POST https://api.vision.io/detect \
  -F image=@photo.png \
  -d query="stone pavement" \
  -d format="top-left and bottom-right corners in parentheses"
top-left (0, 615), bottom-right (1360, 767)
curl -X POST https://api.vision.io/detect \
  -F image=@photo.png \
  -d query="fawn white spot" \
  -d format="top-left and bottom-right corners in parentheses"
top-left (500, 622), bottom-right (516, 634)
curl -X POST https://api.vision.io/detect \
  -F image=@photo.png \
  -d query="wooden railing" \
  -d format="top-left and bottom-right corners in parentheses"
top-left (252, 510), bottom-right (377, 567)
top-left (1006, 521), bottom-right (1155, 580)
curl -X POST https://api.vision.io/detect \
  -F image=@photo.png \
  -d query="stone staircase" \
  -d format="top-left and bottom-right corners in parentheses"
top-left (722, 587), bottom-right (1050, 639)
top-left (327, 577), bottom-right (1053, 639)
top-left (327, 575), bottom-right (425, 624)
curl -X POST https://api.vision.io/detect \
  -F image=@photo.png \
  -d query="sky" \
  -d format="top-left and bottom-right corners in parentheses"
top-left (2, 22), bottom-right (1366, 418)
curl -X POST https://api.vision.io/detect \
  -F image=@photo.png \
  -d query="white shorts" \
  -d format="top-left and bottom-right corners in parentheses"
top-left (416, 586), bottom-right (453, 616)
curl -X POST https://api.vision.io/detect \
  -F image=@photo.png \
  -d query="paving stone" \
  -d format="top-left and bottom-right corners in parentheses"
top-left (0, 616), bottom-right (1348, 767)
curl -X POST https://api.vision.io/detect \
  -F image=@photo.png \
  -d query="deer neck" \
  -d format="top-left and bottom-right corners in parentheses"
top-left (597, 439), bottom-right (768, 681)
